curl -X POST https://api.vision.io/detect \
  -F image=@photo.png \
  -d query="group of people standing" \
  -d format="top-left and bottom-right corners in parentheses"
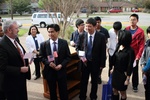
top-left (0, 18), bottom-right (72, 100)
top-left (0, 13), bottom-right (149, 100)
top-left (71, 13), bottom-right (149, 100)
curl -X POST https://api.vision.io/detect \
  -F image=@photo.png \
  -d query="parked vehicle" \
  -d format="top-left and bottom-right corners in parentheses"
top-left (31, 12), bottom-right (71, 28)
top-left (2, 18), bottom-right (22, 27)
top-left (80, 8), bottom-right (87, 13)
top-left (108, 8), bottom-right (122, 13)
top-left (131, 9), bottom-right (139, 12)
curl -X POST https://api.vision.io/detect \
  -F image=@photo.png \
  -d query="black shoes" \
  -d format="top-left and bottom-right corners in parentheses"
top-left (132, 87), bottom-right (138, 92)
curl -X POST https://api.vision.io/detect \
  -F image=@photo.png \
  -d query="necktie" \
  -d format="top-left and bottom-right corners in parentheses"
top-left (53, 42), bottom-right (57, 51)
top-left (53, 42), bottom-right (58, 64)
top-left (33, 36), bottom-right (39, 50)
top-left (87, 36), bottom-right (92, 60)
top-left (14, 40), bottom-right (25, 66)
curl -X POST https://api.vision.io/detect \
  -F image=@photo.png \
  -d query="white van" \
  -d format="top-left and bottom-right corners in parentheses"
top-left (31, 12), bottom-right (64, 28)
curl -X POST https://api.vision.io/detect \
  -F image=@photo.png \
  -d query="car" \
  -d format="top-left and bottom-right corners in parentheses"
top-left (108, 8), bottom-right (122, 13)
top-left (2, 18), bottom-right (22, 27)
top-left (31, 12), bottom-right (71, 28)
top-left (131, 9), bottom-right (139, 12)
top-left (80, 8), bottom-right (87, 13)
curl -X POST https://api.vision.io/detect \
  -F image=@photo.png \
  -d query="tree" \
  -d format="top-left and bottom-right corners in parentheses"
top-left (0, 0), bottom-right (5, 3)
top-left (38, 0), bottom-right (85, 39)
top-left (144, 0), bottom-right (150, 9)
top-left (12, 0), bottom-right (31, 15)
top-left (130, 0), bottom-right (144, 8)
top-left (38, 0), bottom-right (52, 12)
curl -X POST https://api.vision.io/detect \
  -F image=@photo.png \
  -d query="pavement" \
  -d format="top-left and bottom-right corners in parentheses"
top-left (19, 26), bottom-right (145, 100)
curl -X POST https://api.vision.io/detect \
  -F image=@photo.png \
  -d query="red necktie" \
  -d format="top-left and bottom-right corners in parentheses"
top-left (14, 40), bottom-right (25, 66)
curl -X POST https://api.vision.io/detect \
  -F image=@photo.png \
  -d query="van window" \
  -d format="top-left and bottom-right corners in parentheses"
top-left (57, 14), bottom-right (61, 18)
top-left (50, 14), bottom-right (56, 18)
top-left (37, 14), bottom-right (47, 18)
top-left (33, 14), bottom-right (37, 18)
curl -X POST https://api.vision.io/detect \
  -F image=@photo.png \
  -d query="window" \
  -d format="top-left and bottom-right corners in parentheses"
top-left (37, 14), bottom-right (47, 18)
top-left (33, 14), bottom-right (37, 18)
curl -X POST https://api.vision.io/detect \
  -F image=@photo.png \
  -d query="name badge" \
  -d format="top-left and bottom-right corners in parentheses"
top-left (79, 50), bottom-right (85, 57)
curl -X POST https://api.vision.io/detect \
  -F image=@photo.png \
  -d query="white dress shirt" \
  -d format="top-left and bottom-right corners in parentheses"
top-left (107, 28), bottom-right (118, 56)
top-left (50, 39), bottom-right (58, 55)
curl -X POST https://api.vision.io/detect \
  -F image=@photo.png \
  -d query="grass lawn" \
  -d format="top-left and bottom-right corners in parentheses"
top-left (18, 28), bottom-right (28, 37)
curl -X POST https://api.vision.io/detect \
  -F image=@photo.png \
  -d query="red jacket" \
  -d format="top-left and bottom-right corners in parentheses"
top-left (125, 26), bottom-right (145, 60)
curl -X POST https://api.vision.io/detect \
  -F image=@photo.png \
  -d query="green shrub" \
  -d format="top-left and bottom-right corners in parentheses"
top-left (18, 28), bottom-right (28, 37)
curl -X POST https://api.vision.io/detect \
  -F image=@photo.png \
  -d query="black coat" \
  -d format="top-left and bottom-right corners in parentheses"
top-left (76, 31), bottom-right (106, 68)
top-left (40, 38), bottom-right (71, 79)
top-left (0, 35), bottom-right (31, 99)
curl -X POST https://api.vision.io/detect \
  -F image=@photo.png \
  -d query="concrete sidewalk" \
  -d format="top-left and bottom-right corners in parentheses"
top-left (20, 28), bottom-right (145, 100)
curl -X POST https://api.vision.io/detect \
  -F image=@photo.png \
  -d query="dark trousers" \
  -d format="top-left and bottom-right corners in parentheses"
top-left (47, 71), bottom-right (68, 100)
top-left (5, 80), bottom-right (28, 100)
top-left (0, 91), bottom-right (6, 100)
top-left (108, 54), bottom-right (113, 77)
top-left (132, 60), bottom-right (139, 88)
top-left (79, 61), bottom-right (99, 100)
top-left (34, 58), bottom-right (41, 77)
top-left (98, 69), bottom-right (102, 78)
top-left (144, 74), bottom-right (150, 100)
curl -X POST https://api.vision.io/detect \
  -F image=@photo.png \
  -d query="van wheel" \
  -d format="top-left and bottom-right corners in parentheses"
top-left (40, 22), bottom-right (46, 28)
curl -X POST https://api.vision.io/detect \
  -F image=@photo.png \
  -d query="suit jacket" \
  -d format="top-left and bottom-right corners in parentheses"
top-left (0, 35), bottom-right (31, 91)
top-left (76, 31), bottom-right (106, 68)
top-left (40, 38), bottom-right (71, 79)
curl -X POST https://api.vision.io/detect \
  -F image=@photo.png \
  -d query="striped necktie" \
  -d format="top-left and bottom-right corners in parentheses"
top-left (14, 40), bottom-right (25, 65)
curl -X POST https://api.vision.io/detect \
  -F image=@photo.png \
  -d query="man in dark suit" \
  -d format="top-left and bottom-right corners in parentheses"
top-left (0, 20), bottom-right (31, 100)
top-left (40, 24), bottom-right (71, 100)
top-left (94, 16), bottom-right (109, 84)
top-left (0, 22), bottom-right (6, 100)
top-left (76, 18), bottom-right (106, 100)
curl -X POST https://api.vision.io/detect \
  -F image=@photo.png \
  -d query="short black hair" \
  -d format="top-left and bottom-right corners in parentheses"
top-left (86, 18), bottom-right (96, 26)
top-left (118, 30), bottom-right (132, 47)
top-left (47, 24), bottom-right (60, 32)
top-left (28, 25), bottom-right (40, 35)
top-left (94, 16), bottom-right (101, 22)
top-left (130, 13), bottom-right (139, 20)
top-left (146, 26), bottom-right (150, 34)
top-left (0, 23), bottom-right (2, 26)
top-left (113, 21), bottom-right (122, 31)
top-left (75, 19), bottom-right (84, 28)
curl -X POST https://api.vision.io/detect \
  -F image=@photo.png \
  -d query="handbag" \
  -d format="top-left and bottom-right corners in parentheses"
top-left (102, 74), bottom-right (112, 100)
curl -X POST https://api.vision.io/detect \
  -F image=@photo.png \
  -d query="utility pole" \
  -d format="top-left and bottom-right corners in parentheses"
top-left (10, 0), bottom-right (13, 20)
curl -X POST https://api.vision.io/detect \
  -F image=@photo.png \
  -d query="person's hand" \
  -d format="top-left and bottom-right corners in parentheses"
top-left (49, 62), bottom-right (56, 69)
top-left (20, 66), bottom-right (28, 73)
top-left (124, 79), bottom-right (130, 85)
top-left (70, 41), bottom-right (76, 47)
top-left (110, 69), bottom-right (114, 74)
top-left (33, 50), bottom-right (39, 55)
top-left (55, 64), bottom-right (62, 71)
top-left (100, 67), bottom-right (103, 70)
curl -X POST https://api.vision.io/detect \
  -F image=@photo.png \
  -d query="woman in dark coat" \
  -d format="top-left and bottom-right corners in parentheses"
top-left (111, 30), bottom-right (135, 100)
